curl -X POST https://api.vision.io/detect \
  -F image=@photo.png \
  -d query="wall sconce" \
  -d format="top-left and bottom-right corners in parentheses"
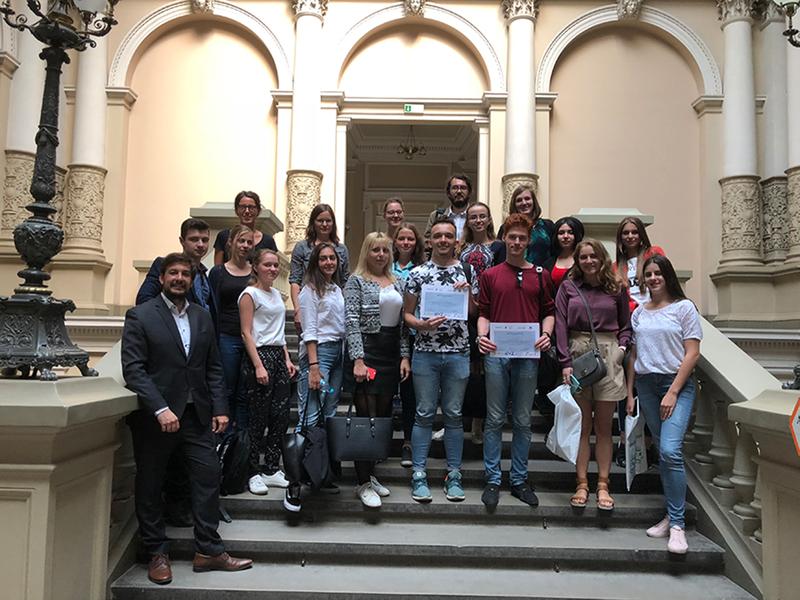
top-left (773, 1), bottom-right (800, 47)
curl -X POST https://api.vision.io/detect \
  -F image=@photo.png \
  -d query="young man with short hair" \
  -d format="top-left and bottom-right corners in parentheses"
top-left (404, 217), bottom-right (477, 502)
top-left (477, 213), bottom-right (555, 510)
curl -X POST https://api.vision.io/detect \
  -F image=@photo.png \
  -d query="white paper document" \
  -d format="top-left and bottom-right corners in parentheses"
top-left (490, 322), bottom-right (540, 358)
top-left (419, 284), bottom-right (469, 320)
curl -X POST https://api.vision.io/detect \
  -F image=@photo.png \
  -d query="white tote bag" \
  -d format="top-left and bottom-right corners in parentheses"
top-left (546, 384), bottom-right (582, 465)
top-left (624, 398), bottom-right (649, 491)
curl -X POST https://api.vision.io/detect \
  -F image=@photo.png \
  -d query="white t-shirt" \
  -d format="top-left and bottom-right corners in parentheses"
top-left (379, 285), bottom-right (404, 327)
top-left (238, 286), bottom-right (286, 347)
top-left (627, 257), bottom-right (649, 306)
top-left (631, 299), bottom-right (702, 375)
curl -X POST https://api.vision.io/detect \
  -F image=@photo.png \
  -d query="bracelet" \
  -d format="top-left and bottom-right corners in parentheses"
top-left (308, 361), bottom-right (319, 366)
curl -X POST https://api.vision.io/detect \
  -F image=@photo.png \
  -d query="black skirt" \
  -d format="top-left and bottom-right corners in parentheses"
top-left (344, 326), bottom-right (401, 397)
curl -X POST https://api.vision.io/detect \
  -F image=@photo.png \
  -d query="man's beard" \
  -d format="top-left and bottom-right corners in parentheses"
top-left (163, 286), bottom-right (188, 303)
top-left (450, 196), bottom-right (469, 209)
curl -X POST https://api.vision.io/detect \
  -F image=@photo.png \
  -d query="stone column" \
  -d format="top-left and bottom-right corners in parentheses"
top-left (786, 15), bottom-right (800, 262)
top-left (501, 0), bottom-right (539, 210)
top-left (334, 116), bottom-right (350, 243)
top-left (1, 4), bottom-right (44, 253)
top-left (718, 1), bottom-right (762, 267)
top-left (286, 0), bottom-right (326, 249)
top-left (474, 118), bottom-right (490, 204)
top-left (759, 3), bottom-right (789, 264)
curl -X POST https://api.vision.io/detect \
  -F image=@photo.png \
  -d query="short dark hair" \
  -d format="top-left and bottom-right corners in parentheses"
top-left (180, 218), bottom-right (209, 239)
top-left (234, 191), bottom-right (261, 211)
top-left (446, 173), bottom-right (473, 196)
top-left (431, 215), bottom-right (457, 234)
top-left (160, 252), bottom-right (195, 277)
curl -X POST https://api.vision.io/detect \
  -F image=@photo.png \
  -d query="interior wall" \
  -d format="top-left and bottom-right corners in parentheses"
top-left (120, 20), bottom-right (278, 303)
top-left (549, 25), bottom-right (702, 302)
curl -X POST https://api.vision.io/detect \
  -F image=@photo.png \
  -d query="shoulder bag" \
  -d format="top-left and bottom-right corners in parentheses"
top-left (569, 281), bottom-right (608, 388)
top-left (282, 390), bottom-right (331, 489)
top-left (326, 387), bottom-right (393, 462)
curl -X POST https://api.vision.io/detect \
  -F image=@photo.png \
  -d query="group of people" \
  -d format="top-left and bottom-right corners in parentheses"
top-left (121, 178), bottom-right (703, 585)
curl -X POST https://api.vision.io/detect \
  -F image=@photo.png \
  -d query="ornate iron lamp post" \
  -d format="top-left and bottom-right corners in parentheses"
top-left (0, 0), bottom-right (118, 380)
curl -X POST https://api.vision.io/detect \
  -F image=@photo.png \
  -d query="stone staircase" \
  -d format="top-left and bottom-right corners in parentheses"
top-left (111, 409), bottom-right (757, 599)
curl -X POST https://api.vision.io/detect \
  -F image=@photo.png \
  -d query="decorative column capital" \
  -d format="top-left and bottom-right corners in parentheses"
top-left (617, 0), bottom-right (645, 20)
top-left (502, 0), bottom-right (539, 23)
top-left (404, 0), bottom-right (426, 16)
top-left (716, 0), bottom-right (758, 25)
top-left (286, 169), bottom-right (323, 249)
top-left (753, 0), bottom-right (784, 24)
top-left (190, 0), bottom-right (215, 14)
top-left (719, 175), bottom-right (763, 266)
top-left (292, 0), bottom-right (327, 19)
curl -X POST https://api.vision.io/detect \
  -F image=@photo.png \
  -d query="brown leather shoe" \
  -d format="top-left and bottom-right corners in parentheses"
top-left (147, 553), bottom-right (172, 585)
top-left (192, 552), bottom-right (253, 573)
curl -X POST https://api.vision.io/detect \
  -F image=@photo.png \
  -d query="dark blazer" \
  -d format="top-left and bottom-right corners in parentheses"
top-left (136, 257), bottom-right (214, 314)
top-left (121, 296), bottom-right (227, 426)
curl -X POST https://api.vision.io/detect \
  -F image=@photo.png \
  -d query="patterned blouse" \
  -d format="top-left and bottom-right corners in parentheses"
top-left (344, 274), bottom-right (410, 360)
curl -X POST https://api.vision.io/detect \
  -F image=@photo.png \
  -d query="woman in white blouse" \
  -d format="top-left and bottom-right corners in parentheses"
top-left (625, 254), bottom-right (701, 555)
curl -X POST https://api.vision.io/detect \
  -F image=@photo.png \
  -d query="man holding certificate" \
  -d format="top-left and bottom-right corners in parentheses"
top-left (404, 217), bottom-right (478, 503)
top-left (476, 213), bottom-right (556, 510)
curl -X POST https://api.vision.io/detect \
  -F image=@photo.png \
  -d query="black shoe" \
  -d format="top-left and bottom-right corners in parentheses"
top-left (319, 481), bottom-right (340, 494)
top-left (615, 451), bottom-right (626, 469)
top-left (481, 483), bottom-right (500, 510)
top-left (400, 444), bottom-right (412, 468)
top-left (284, 483), bottom-right (301, 512)
top-left (511, 483), bottom-right (539, 507)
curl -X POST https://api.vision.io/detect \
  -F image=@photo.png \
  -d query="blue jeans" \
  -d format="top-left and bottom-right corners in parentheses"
top-left (296, 340), bottom-right (344, 431)
top-left (218, 333), bottom-right (247, 429)
top-left (411, 351), bottom-right (470, 472)
top-left (483, 357), bottom-right (538, 486)
top-left (636, 373), bottom-right (695, 529)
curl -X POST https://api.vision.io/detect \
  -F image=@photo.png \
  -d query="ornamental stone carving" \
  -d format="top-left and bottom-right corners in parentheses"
top-left (286, 169), bottom-right (322, 248)
top-left (716, 0), bottom-right (757, 23)
top-left (190, 0), bottom-right (215, 13)
top-left (720, 175), bottom-right (763, 264)
top-left (786, 166), bottom-right (800, 261)
top-left (53, 165), bottom-right (66, 228)
top-left (292, 0), bottom-right (327, 18)
top-left (617, 0), bottom-right (644, 20)
top-left (1, 151), bottom-right (35, 238)
top-left (64, 165), bottom-right (106, 252)
top-left (404, 0), bottom-right (425, 16)
top-left (501, 173), bottom-right (538, 215)
top-left (761, 177), bottom-right (788, 263)
top-left (502, 0), bottom-right (539, 21)
top-left (753, 0), bottom-right (783, 23)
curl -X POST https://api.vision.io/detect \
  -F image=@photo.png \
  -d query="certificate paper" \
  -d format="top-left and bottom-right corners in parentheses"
top-left (490, 323), bottom-right (540, 358)
top-left (419, 285), bottom-right (469, 320)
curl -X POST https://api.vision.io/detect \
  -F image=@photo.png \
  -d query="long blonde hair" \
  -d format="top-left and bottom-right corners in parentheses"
top-left (568, 238), bottom-right (620, 295)
top-left (353, 232), bottom-right (396, 282)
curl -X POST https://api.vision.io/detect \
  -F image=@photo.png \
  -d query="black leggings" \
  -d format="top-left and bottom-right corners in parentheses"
top-left (353, 389), bottom-right (393, 484)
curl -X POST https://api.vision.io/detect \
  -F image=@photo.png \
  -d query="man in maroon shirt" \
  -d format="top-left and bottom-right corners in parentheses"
top-left (476, 213), bottom-right (555, 510)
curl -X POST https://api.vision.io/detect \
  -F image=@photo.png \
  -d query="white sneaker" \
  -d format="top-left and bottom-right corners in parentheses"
top-left (356, 482), bottom-right (382, 508)
top-left (432, 428), bottom-right (445, 442)
top-left (646, 515), bottom-right (670, 538)
top-left (370, 475), bottom-right (391, 497)
top-left (667, 526), bottom-right (688, 554)
top-left (261, 470), bottom-right (289, 488)
top-left (248, 475), bottom-right (268, 495)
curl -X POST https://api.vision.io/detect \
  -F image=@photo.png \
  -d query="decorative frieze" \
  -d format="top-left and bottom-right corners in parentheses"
top-left (501, 173), bottom-right (538, 215)
top-left (1, 151), bottom-right (35, 241)
top-left (720, 175), bottom-right (763, 265)
top-left (502, 0), bottom-right (539, 22)
top-left (292, 0), bottom-right (327, 18)
top-left (617, 0), bottom-right (644, 20)
top-left (786, 166), bottom-right (800, 262)
top-left (404, 0), bottom-right (425, 16)
top-left (190, 0), bottom-right (215, 13)
top-left (63, 164), bottom-right (106, 253)
top-left (286, 169), bottom-right (322, 248)
top-left (761, 176), bottom-right (788, 264)
top-left (716, 0), bottom-right (757, 24)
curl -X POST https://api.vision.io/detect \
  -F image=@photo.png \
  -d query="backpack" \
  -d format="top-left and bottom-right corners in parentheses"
top-left (217, 428), bottom-right (250, 496)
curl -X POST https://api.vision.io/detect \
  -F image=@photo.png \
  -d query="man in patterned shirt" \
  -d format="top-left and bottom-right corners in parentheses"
top-left (403, 217), bottom-right (478, 503)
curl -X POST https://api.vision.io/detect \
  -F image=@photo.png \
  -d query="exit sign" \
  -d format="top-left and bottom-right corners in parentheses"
top-left (403, 103), bottom-right (424, 114)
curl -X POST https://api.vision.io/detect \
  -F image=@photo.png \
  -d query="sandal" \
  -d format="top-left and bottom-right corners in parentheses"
top-left (570, 479), bottom-right (589, 508)
top-left (596, 477), bottom-right (615, 511)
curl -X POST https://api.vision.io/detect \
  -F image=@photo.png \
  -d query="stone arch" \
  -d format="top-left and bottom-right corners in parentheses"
top-left (330, 2), bottom-right (505, 92)
top-left (537, 4), bottom-right (722, 96)
top-left (108, 0), bottom-right (291, 88)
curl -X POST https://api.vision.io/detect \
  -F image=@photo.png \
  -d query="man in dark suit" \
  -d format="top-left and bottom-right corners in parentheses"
top-left (122, 252), bottom-right (252, 585)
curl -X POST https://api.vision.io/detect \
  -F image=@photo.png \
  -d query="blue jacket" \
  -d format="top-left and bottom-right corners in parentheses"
top-left (135, 257), bottom-right (215, 316)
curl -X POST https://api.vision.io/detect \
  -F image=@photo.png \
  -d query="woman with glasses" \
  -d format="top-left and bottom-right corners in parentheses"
top-left (382, 197), bottom-right (406, 240)
top-left (213, 191), bottom-right (278, 265)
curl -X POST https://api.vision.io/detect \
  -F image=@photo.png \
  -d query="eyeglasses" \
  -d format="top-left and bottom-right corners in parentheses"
top-left (385, 210), bottom-right (403, 216)
top-left (450, 185), bottom-right (469, 191)
top-left (238, 205), bottom-right (258, 213)
top-left (516, 269), bottom-right (523, 288)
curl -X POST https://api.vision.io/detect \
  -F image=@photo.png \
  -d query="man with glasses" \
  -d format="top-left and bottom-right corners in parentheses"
top-left (424, 174), bottom-right (474, 241)
top-left (476, 213), bottom-right (555, 510)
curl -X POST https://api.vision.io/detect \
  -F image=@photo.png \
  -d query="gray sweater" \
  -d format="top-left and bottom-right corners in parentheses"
top-left (344, 274), bottom-right (410, 360)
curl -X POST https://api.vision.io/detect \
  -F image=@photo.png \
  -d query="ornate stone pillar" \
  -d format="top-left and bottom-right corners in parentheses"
top-left (759, 3), bottom-right (789, 264)
top-left (334, 116), bottom-right (350, 243)
top-left (286, 0), bottom-right (327, 249)
top-left (474, 118), bottom-right (490, 204)
top-left (501, 0), bottom-right (539, 211)
top-left (786, 14), bottom-right (800, 262)
top-left (717, 0), bottom-right (762, 267)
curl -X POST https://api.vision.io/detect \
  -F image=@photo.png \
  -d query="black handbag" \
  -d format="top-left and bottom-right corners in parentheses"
top-left (282, 390), bottom-right (331, 489)
top-left (326, 389), bottom-right (393, 462)
top-left (569, 281), bottom-right (608, 388)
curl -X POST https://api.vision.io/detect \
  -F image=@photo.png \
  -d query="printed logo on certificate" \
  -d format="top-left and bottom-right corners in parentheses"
top-left (490, 323), bottom-right (540, 358)
top-left (419, 284), bottom-right (469, 321)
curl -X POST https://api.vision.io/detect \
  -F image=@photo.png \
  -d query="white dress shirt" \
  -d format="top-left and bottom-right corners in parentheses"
top-left (155, 293), bottom-right (192, 416)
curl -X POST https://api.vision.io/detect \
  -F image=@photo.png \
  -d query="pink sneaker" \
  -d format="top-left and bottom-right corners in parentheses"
top-left (667, 526), bottom-right (688, 554)
top-left (646, 516), bottom-right (670, 538)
